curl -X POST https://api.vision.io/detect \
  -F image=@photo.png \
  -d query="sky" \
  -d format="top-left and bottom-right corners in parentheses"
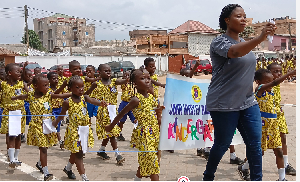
top-left (0, 0), bottom-right (297, 43)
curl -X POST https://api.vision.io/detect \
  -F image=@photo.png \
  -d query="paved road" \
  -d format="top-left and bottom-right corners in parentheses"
top-left (0, 93), bottom-right (296, 181)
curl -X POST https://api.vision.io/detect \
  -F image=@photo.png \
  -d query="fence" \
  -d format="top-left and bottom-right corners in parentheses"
top-left (15, 55), bottom-right (169, 72)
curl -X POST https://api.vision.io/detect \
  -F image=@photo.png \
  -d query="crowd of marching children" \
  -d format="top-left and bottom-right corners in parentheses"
top-left (0, 53), bottom-right (296, 181)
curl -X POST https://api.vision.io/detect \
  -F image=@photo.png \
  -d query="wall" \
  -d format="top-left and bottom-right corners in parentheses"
top-left (15, 55), bottom-right (168, 72)
top-left (188, 34), bottom-right (217, 55)
top-left (268, 35), bottom-right (290, 51)
top-left (0, 56), bottom-right (15, 66)
top-left (168, 54), bottom-right (198, 73)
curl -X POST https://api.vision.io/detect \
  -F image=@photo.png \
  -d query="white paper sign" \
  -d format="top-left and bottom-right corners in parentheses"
top-left (107, 105), bottom-right (117, 123)
top-left (43, 115), bottom-right (57, 134)
top-left (78, 126), bottom-right (89, 154)
top-left (9, 110), bottom-right (22, 136)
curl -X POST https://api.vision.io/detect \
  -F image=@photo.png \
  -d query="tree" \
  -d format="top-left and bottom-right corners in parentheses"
top-left (21, 30), bottom-right (47, 52)
top-left (216, 26), bottom-right (255, 38)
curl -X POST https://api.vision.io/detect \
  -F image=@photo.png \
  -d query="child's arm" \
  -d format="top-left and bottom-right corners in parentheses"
top-left (105, 97), bottom-right (140, 132)
top-left (189, 60), bottom-right (200, 78)
top-left (50, 93), bottom-right (72, 99)
top-left (151, 79), bottom-right (165, 88)
top-left (54, 80), bottom-right (68, 94)
top-left (85, 76), bottom-right (100, 83)
top-left (84, 95), bottom-right (107, 107)
top-left (84, 82), bottom-right (97, 95)
top-left (53, 100), bottom-right (69, 127)
top-left (23, 82), bottom-right (30, 92)
top-left (256, 70), bottom-right (296, 96)
top-left (115, 78), bottom-right (129, 85)
top-left (11, 94), bottom-right (28, 100)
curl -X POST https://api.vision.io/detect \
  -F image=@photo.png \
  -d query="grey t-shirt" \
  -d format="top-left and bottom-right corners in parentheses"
top-left (206, 34), bottom-right (257, 111)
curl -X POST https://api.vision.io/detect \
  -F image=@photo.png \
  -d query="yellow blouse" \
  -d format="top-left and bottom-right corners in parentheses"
top-left (90, 78), bottom-right (118, 105)
top-left (1, 80), bottom-right (25, 110)
top-left (150, 74), bottom-right (159, 99)
top-left (121, 83), bottom-right (134, 102)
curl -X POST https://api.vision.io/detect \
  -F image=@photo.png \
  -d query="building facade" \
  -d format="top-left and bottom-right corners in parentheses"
top-left (33, 14), bottom-right (95, 51)
top-left (129, 30), bottom-right (167, 40)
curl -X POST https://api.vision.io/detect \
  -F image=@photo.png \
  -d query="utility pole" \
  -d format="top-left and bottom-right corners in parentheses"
top-left (288, 21), bottom-right (292, 52)
top-left (24, 5), bottom-right (29, 55)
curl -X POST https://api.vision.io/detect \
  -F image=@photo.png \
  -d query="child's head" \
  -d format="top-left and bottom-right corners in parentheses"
top-left (69, 60), bottom-right (81, 76)
top-left (57, 65), bottom-right (64, 77)
top-left (34, 67), bottom-right (41, 75)
top-left (23, 69), bottom-right (33, 83)
top-left (0, 68), bottom-right (6, 81)
top-left (130, 68), bottom-right (151, 93)
top-left (254, 69), bottom-right (273, 91)
top-left (180, 68), bottom-right (190, 77)
top-left (144, 57), bottom-right (156, 74)
top-left (68, 75), bottom-right (84, 96)
top-left (267, 63), bottom-right (282, 80)
top-left (86, 65), bottom-right (95, 78)
top-left (32, 74), bottom-right (49, 94)
top-left (47, 72), bottom-right (58, 87)
top-left (5, 63), bottom-right (21, 81)
top-left (98, 64), bottom-right (111, 79)
top-left (123, 71), bottom-right (130, 80)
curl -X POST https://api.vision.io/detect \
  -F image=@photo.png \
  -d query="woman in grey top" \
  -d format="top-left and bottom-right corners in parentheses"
top-left (203, 4), bottom-right (276, 181)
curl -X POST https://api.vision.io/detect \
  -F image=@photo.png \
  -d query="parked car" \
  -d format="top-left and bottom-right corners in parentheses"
top-left (196, 59), bottom-right (212, 75)
top-left (49, 64), bottom-right (73, 77)
top-left (181, 59), bottom-right (212, 75)
top-left (17, 62), bottom-right (48, 76)
top-left (107, 61), bottom-right (135, 78)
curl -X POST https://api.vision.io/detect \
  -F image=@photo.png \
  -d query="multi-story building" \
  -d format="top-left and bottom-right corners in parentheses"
top-left (33, 13), bottom-right (95, 51)
top-left (129, 30), bottom-right (167, 40)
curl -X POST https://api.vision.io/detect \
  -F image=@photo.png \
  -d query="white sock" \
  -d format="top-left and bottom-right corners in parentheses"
top-left (14, 149), bottom-right (20, 161)
top-left (115, 148), bottom-right (120, 157)
top-left (81, 174), bottom-right (89, 181)
top-left (8, 148), bottom-right (15, 163)
top-left (283, 155), bottom-right (288, 168)
top-left (100, 145), bottom-right (105, 151)
top-left (134, 175), bottom-right (142, 181)
top-left (230, 152), bottom-right (237, 160)
top-left (242, 160), bottom-right (249, 170)
top-left (66, 161), bottom-right (73, 171)
top-left (278, 168), bottom-right (285, 181)
top-left (38, 160), bottom-right (42, 166)
top-left (42, 166), bottom-right (49, 176)
top-left (205, 147), bottom-right (210, 152)
top-left (197, 148), bottom-right (201, 150)
top-left (120, 132), bottom-right (122, 135)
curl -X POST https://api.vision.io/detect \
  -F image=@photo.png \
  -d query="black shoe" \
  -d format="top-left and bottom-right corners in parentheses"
top-left (167, 150), bottom-right (174, 153)
top-left (237, 164), bottom-right (251, 181)
top-left (21, 134), bottom-right (26, 143)
top-left (44, 174), bottom-right (53, 181)
top-left (36, 162), bottom-right (43, 173)
top-left (286, 163), bottom-right (296, 176)
top-left (59, 140), bottom-right (64, 149)
top-left (276, 178), bottom-right (288, 181)
top-left (117, 134), bottom-right (125, 141)
top-left (230, 157), bottom-right (244, 165)
top-left (203, 151), bottom-right (210, 160)
top-left (116, 155), bottom-right (125, 164)
top-left (197, 149), bottom-right (204, 156)
top-left (63, 167), bottom-right (76, 179)
top-left (97, 150), bottom-right (110, 160)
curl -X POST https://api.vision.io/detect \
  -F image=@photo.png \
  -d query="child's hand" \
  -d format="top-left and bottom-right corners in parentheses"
top-left (133, 119), bottom-right (138, 124)
top-left (100, 100), bottom-right (108, 107)
top-left (195, 59), bottom-right (201, 65)
top-left (24, 61), bottom-right (29, 67)
top-left (105, 124), bottom-right (113, 132)
top-left (154, 105), bottom-right (165, 115)
top-left (290, 69), bottom-right (296, 76)
top-left (161, 84), bottom-right (166, 88)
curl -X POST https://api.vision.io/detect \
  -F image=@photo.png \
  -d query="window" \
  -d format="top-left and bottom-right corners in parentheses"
top-left (48, 29), bottom-right (53, 39)
top-left (85, 32), bottom-right (89, 36)
top-left (291, 38), bottom-right (296, 46)
top-left (281, 39), bottom-right (286, 50)
top-left (62, 31), bottom-right (66, 35)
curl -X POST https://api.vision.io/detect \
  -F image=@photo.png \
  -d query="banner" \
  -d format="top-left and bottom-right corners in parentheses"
top-left (159, 74), bottom-right (243, 150)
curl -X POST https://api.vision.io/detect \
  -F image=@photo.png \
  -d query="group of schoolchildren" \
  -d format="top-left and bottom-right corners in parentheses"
top-left (0, 54), bottom-right (296, 181)
top-left (0, 58), bottom-right (167, 181)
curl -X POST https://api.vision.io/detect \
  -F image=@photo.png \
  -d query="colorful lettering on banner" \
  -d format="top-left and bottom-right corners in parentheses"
top-left (159, 74), bottom-right (243, 150)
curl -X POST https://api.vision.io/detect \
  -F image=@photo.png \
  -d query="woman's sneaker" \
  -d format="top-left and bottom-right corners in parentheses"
top-left (237, 165), bottom-right (250, 181)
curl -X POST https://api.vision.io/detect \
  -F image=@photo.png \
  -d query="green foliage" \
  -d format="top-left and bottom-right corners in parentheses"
top-left (21, 30), bottom-right (47, 52)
